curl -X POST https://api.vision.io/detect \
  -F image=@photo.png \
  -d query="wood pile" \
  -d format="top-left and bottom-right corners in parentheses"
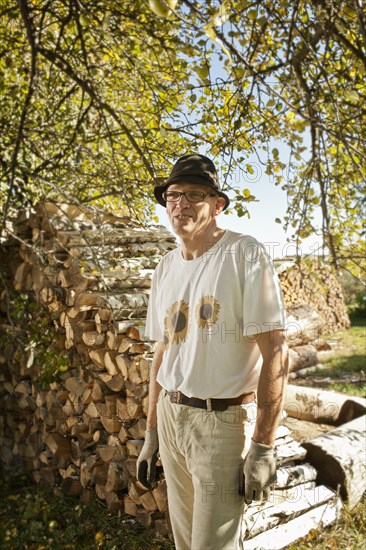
top-left (278, 260), bottom-right (350, 338)
top-left (244, 406), bottom-right (365, 548)
top-left (242, 418), bottom-right (345, 548)
top-left (283, 290), bottom-right (349, 374)
top-left (0, 201), bottom-right (355, 545)
top-left (0, 201), bottom-right (175, 532)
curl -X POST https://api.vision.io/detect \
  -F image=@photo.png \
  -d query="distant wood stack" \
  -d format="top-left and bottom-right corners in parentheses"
top-left (277, 259), bottom-right (350, 337)
top-left (0, 202), bottom-right (351, 537)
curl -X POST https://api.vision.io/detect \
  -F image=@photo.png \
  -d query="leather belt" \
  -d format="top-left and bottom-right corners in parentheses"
top-left (166, 390), bottom-right (255, 411)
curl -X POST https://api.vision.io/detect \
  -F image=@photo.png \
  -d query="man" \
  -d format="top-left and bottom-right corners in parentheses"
top-left (137, 153), bottom-right (289, 549)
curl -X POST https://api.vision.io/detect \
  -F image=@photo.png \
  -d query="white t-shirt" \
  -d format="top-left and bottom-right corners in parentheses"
top-left (145, 230), bottom-right (286, 399)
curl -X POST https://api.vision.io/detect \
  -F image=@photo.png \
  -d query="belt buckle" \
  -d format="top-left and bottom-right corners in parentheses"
top-left (170, 391), bottom-right (182, 404)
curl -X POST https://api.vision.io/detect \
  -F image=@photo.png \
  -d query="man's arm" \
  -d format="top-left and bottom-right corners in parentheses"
top-left (253, 329), bottom-right (289, 445)
top-left (146, 341), bottom-right (165, 429)
top-left (242, 329), bottom-right (288, 502)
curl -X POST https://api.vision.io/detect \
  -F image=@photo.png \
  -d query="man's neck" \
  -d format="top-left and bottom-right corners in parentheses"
top-left (179, 226), bottom-right (226, 260)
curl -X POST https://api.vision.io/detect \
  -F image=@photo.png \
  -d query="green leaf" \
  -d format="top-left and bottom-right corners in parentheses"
top-left (193, 64), bottom-right (209, 80)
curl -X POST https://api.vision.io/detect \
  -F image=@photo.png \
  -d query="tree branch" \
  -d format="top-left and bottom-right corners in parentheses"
top-left (36, 46), bottom-right (155, 179)
top-left (2, 0), bottom-right (38, 236)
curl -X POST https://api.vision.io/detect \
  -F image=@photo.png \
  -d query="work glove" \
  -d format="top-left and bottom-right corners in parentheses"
top-left (136, 428), bottom-right (159, 490)
top-left (242, 439), bottom-right (276, 504)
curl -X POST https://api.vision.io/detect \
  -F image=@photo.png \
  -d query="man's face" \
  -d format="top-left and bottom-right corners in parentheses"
top-left (165, 183), bottom-right (225, 238)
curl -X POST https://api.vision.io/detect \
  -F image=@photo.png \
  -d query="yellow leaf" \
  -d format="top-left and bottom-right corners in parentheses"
top-left (204, 23), bottom-right (232, 64)
top-left (204, 23), bottom-right (217, 41)
top-left (345, 90), bottom-right (359, 103)
top-left (79, 15), bottom-right (90, 26)
top-left (193, 64), bottom-right (209, 79)
top-left (148, 0), bottom-right (178, 18)
top-left (95, 531), bottom-right (106, 545)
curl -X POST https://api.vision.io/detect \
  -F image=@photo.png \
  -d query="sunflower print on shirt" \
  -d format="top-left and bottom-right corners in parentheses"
top-left (195, 295), bottom-right (220, 328)
top-left (163, 300), bottom-right (190, 347)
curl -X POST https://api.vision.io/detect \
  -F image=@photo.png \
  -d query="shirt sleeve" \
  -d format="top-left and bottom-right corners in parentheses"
top-left (242, 239), bottom-right (286, 337)
top-left (145, 261), bottom-right (164, 342)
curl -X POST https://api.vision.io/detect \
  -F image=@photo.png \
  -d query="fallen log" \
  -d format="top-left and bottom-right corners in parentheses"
top-left (285, 303), bottom-right (325, 347)
top-left (288, 363), bottom-right (324, 379)
top-left (244, 486), bottom-right (342, 549)
top-left (303, 414), bottom-right (366, 509)
top-left (275, 463), bottom-right (317, 488)
top-left (288, 344), bottom-right (318, 373)
top-left (285, 384), bottom-right (366, 424)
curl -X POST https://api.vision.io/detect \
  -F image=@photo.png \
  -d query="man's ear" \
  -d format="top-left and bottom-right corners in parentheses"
top-left (215, 197), bottom-right (226, 215)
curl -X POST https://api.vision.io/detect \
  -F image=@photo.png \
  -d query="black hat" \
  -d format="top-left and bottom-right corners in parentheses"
top-left (154, 153), bottom-right (230, 210)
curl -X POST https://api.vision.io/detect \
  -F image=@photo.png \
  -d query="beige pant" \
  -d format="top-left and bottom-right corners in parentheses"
top-left (157, 391), bottom-right (256, 550)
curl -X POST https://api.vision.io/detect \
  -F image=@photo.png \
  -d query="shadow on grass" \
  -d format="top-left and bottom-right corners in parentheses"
top-left (349, 311), bottom-right (366, 328)
top-left (0, 468), bottom-right (173, 550)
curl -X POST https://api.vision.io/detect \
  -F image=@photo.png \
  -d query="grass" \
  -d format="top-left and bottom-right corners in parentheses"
top-left (1, 470), bottom-right (364, 550)
top-left (294, 312), bottom-right (366, 397)
top-left (0, 313), bottom-right (364, 549)
top-left (286, 498), bottom-right (366, 550)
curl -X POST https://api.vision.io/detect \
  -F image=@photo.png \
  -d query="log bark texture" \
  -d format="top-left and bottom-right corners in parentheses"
top-left (303, 415), bottom-right (366, 509)
top-left (285, 384), bottom-right (366, 425)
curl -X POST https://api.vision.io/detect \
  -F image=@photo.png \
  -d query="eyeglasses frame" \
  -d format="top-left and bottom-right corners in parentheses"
top-left (162, 190), bottom-right (218, 203)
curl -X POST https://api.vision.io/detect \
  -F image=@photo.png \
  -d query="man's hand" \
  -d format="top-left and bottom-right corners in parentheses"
top-left (136, 428), bottom-right (159, 490)
top-left (243, 439), bottom-right (276, 504)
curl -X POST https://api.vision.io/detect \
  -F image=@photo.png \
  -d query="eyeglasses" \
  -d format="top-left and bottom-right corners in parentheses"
top-left (162, 190), bottom-right (217, 203)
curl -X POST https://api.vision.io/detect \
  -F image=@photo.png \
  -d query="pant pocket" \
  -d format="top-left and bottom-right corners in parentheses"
top-left (213, 405), bottom-right (247, 428)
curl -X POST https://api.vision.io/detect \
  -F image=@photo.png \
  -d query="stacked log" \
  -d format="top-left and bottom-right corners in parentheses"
top-left (242, 424), bottom-right (344, 548)
top-left (0, 201), bottom-right (354, 544)
top-left (244, 410), bottom-right (365, 547)
top-left (278, 260), bottom-right (350, 337)
top-left (283, 287), bottom-right (349, 374)
top-left (0, 201), bottom-right (176, 532)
